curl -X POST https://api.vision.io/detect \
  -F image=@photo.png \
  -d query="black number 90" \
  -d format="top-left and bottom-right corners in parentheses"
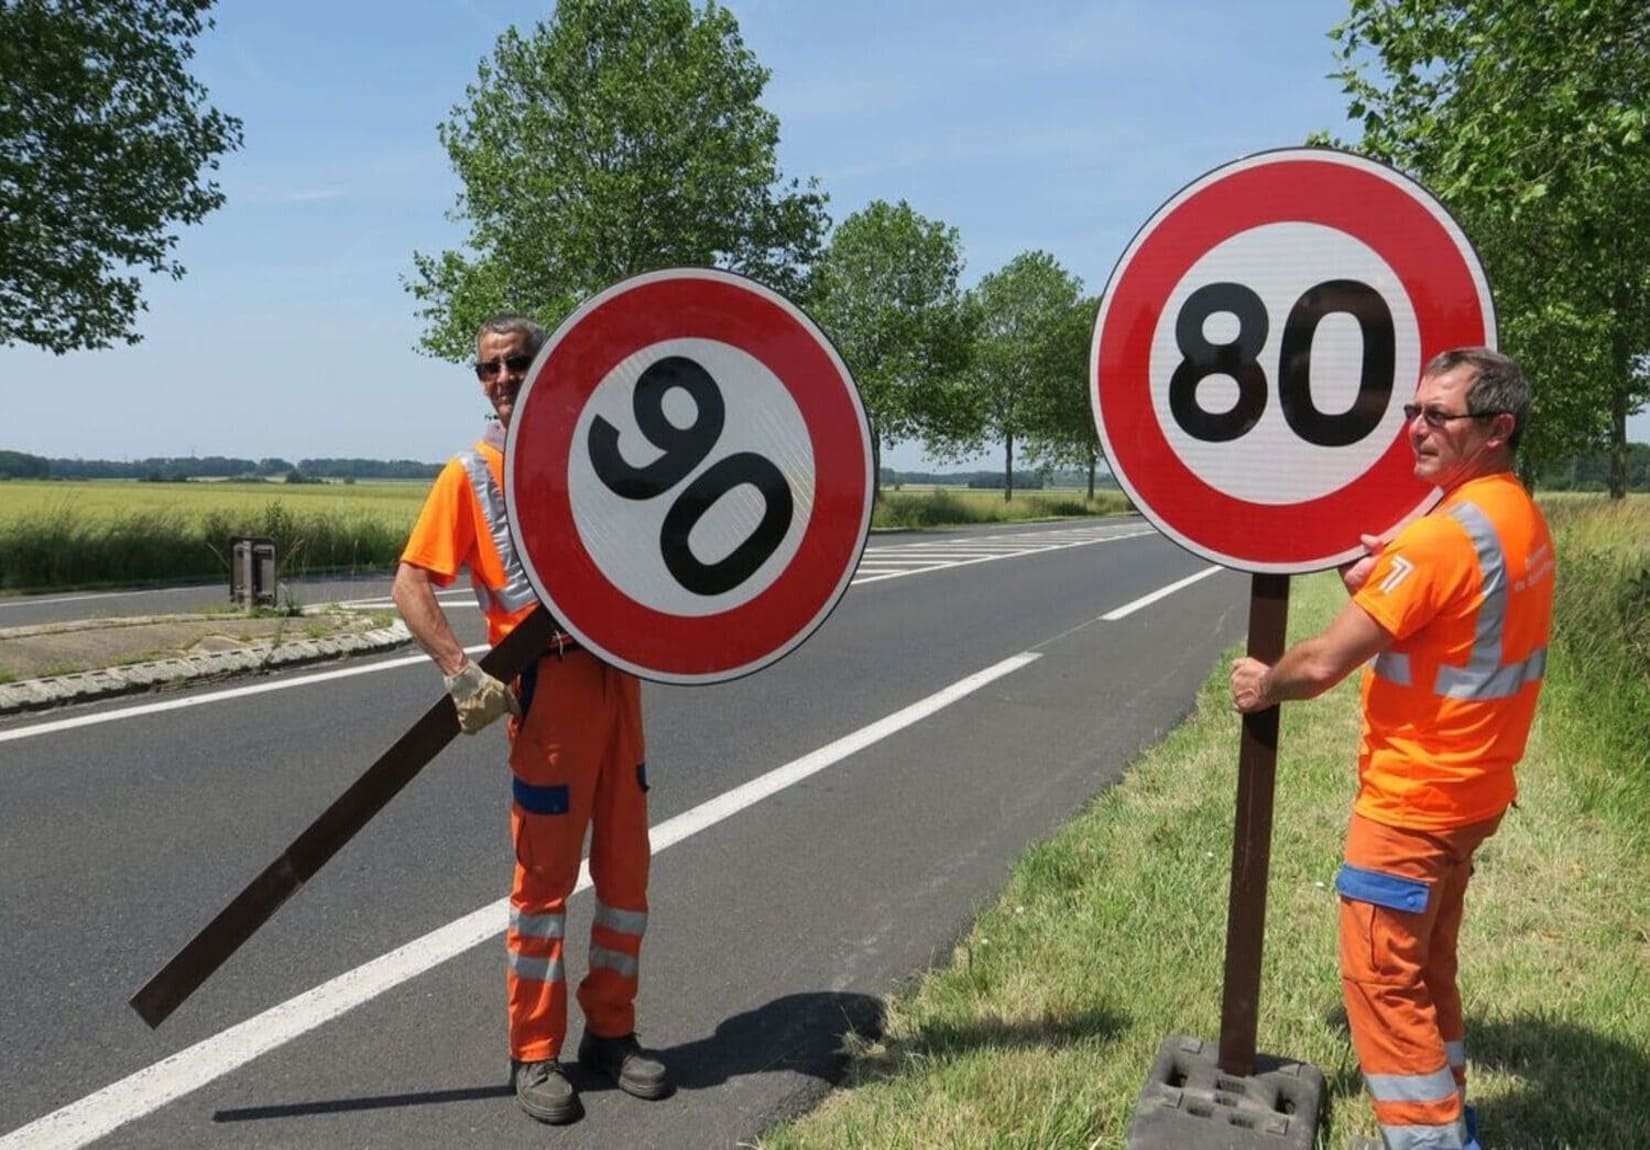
top-left (588, 355), bottom-right (794, 596)
top-left (1169, 279), bottom-right (1396, 447)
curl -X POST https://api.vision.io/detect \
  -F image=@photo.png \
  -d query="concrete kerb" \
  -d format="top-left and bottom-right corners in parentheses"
top-left (0, 618), bottom-right (413, 717)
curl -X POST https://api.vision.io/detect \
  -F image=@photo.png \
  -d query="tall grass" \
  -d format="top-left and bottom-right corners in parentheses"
top-left (1536, 496), bottom-right (1650, 846)
top-left (874, 489), bottom-right (1131, 529)
top-left (0, 498), bottom-right (416, 592)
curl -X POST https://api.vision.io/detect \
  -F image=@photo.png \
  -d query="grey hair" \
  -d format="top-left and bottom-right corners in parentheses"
top-left (1421, 346), bottom-right (1530, 451)
top-left (475, 313), bottom-right (547, 358)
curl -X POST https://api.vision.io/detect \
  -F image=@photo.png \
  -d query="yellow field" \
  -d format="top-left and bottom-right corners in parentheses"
top-left (0, 479), bottom-right (431, 528)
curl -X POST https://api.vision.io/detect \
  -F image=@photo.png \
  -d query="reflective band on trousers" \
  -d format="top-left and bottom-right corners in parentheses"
top-left (507, 950), bottom-right (565, 983)
top-left (589, 944), bottom-right (638, 978)
top-left (509, 906), bottom-right (566, 939)
top-left (593, 900), bottom-right (648, 936)
top-left (1380, 1120), bottom-right (1469, 1150)
top-left (1374, 499), bottom-right (1546, 699)
top-left (1445, 1039), bottom-right (1466, 1069)
top-left (458, 449), bottom-right (537, 614)
top-left (1365, 1065), bottom-right (1459, 1104)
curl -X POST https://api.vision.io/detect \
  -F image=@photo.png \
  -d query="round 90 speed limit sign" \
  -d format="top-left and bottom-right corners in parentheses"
top-left (504, 268), bottom-right (872, 684)
top-left (1091, 147), bottom-right (1496, 573)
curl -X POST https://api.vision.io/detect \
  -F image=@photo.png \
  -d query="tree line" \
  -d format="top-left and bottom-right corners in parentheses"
top-left (0, 451), bottom-right (441, 482)
top-left (4, 1), bottom-right (1647, 499)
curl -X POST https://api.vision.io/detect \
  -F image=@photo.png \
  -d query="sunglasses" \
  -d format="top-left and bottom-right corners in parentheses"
top-left (1402, 404), bottom-right (1506, 428)
top-left (474, 354), bottom-right (532, 381)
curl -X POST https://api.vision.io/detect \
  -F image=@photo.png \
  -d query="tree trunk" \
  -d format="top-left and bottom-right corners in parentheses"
top-left (1004, 434), bottom-right (1014, 501)
top-left (871, 431), bottom-right (883, 505)
top-left (1611, 281), bottom-right (1630, 500)
top-left (1086, 452), bottom-right (1096, 502)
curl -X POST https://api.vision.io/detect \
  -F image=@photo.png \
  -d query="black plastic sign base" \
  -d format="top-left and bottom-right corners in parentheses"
top-left (1125, 1035), bottom-right (1324, 1149)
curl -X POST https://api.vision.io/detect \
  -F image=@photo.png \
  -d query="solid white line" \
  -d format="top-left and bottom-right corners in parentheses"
top-left (0, 644), bottom-right (490, 746)
top-left (1100, 565), bottom-right (1226, 620)
top-left (0, 651), bottom-right (1041, 1150)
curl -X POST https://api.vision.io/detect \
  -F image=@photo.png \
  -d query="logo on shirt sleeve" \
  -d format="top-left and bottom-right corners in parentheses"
top-left (1376, 554), bottom-right (1415, 594)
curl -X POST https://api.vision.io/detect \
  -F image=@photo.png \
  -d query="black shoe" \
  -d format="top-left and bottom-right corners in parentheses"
top-left (510, 1058), bottom-right (583, 1124)
top-left (577, 1030), bottom-right (673, 1099)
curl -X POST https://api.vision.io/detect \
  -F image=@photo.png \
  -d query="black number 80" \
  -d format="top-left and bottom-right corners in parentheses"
top-left (1169, 279), bottom-right (1396, 447)
top-left (588, 355), bottom-right (795, 596)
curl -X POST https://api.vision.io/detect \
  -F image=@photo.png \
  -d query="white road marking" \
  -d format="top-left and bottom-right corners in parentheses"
top-left (1100, 565), bottom-right (1226, 620)
top-left (0, 526), bottom-right (1160, 745)
top-left (0, 652), bottom-right (1042, 1150)
top-left (0, 645), bottom-right (490, 746)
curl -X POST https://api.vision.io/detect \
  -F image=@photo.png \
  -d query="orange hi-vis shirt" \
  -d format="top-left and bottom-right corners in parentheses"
top-left (1351, 471), bottom-right (1555, 831)
top-left (400, 429), bottom-right (539, 646)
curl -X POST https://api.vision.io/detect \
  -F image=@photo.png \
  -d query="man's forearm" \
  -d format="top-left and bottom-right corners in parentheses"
top-left (392, 563), bottom-right (469, 676)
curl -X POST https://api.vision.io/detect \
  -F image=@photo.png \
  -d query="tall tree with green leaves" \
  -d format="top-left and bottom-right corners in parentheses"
top-left (1325, 0), bottom-right (1650, 497)
top-left (0, 0), bottom-right (242, 353)
top-left (961, 251), bottom-right (1085, 500)
top-left (409, 0), bottom-right (828, 360)
top-left (807, 199), bottom-right (973, 491)
top-left (1020, 293), bottom-right (1103, 499)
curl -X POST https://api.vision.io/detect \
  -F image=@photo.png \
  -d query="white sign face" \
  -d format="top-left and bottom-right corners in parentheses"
top-left (1092, 148), bottom-right (1496, 573)
top-left (568, 337), bottom-right (816, 618)
top-left (506, 268), bottom-right (873, 684)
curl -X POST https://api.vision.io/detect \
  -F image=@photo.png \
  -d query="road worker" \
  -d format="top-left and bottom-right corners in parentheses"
top-left (1230, 347), bottom-right (1553, 1150)
top-left (392, 313), bottom-right (670, 1126)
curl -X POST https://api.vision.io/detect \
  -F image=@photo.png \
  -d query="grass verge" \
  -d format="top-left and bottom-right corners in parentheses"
top-left (761, 497), bottom-right (1650, 1150)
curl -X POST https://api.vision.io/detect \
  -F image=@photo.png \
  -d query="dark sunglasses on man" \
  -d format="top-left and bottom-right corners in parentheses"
top-left (475, 354), bottom-right (532, 381)
top-left (1402, 403), bottom-right (1507, 429)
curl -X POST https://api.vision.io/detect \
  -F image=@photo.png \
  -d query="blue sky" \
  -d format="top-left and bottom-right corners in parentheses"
top-left (4, 0), bottom-right (1643, 469)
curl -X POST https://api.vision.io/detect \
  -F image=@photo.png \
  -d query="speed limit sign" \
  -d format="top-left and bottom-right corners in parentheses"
top-left (1091, 147), bottom-right (1496, 573)
top-left (504, 268), bottom-right (873, 684)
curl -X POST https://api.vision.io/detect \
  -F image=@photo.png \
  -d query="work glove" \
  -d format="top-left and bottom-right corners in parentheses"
top-left (443, 660), bottom-right (520, 734)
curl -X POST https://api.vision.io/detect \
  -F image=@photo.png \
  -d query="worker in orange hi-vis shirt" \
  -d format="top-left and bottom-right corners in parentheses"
top-left (1231, 347), bottom-right (1554, 1150)
top-left (392, 314), bottom-right (671, 1128)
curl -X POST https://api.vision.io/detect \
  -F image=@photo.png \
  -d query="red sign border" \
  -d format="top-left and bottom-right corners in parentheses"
top-left (505, 268), bottom-right (873, 684)
top-left (1091, 147), bottom-right (1496, 573)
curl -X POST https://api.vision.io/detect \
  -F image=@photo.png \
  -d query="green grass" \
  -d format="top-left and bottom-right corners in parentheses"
top-left (760, 495), bottom-right (1650, 1150)
top-left (0, 480), bottom-right (428, 592)
top-left (873, 487), bottom-right (1131, 528)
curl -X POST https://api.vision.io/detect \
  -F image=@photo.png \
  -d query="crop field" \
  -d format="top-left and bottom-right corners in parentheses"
top-left (0, 478), bottom-right (430, 527)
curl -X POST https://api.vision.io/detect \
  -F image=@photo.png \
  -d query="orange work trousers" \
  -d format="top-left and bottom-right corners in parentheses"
top-left (504, 650), bottom-right (649, 1063)
top-left (1337, 810), bottom-right (1501, 1150)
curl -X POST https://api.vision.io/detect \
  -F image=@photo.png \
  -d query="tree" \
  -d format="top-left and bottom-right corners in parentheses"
top-left (1325, 0), bottom-right (1650, 498)
top-left (0, 0), bottom-right (242, 353)
top-left (1020, 294), bottom-right (1103, 500)
top-left (959, 251), bottom-right (1085, 500)
top-left (807, 199), bottom-right (973, 492)
top-left (408, 0), bottom-right (828, 360)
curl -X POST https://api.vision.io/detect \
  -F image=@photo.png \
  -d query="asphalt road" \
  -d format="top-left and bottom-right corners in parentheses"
top-left (0, 520), bottom-right (1249, 1149)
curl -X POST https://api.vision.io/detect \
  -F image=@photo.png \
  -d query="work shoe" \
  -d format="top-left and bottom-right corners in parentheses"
top-left (510, 1058), bottom-right (583, 1124)
top-left (577, 1030), bottom-right (673, 1099)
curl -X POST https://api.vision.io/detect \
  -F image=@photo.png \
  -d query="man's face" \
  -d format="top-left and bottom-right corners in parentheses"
top-left (475, 329), bottom-right (533, 427)
top-left (1408, 363), bottom-right (1506, 489)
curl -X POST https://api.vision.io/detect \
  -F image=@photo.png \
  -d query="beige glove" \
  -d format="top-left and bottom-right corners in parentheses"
top-left (443, 660), bottom-right (521, 734)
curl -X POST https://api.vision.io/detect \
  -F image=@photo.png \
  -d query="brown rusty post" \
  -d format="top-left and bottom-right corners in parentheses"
top-left (130, 606), bottom-right (557, 1028)
top-left (1218, 572), bottom-right (1290, 1076)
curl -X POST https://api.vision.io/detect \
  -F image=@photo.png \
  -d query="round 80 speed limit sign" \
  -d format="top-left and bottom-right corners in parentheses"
top-left (505, 268), bottom-right (873, 684)
top-left (1091, 147), bottom-right (1496, 574)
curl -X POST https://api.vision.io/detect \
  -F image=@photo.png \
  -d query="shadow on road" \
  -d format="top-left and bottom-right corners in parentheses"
top-left (210, 989), bottom-right (883, 1123)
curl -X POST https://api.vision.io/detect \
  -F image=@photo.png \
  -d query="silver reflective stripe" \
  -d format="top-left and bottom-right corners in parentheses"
top-left (509, 906), bottom-right (566, 939)
top-left (1380, 1119), bottom-right (1468, 1149)
top-left (1365, 1065), bottom-right (1460, 1103)
top-left (589, 944), bottom-right (639, 978)
top-left (507, 950), bottom-right (565, 983)
top-left (593, 900), bottom-right (648, 937)
top-left (1445, 1039), bottom-right (1466, 1068)
top-left (1436, 502), bottom-right (1543, 700)
top-left (458, 449), bottom-right (537, 613)
top-left (1374, 651), bottom-right (1412, 686)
